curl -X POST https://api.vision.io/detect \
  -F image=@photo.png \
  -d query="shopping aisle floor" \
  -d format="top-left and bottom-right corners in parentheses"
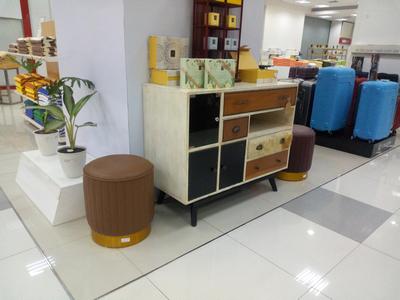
top-left (104, 147), bottom-right (400, 300)
top-left (1, 101), bottom-right (400, 299)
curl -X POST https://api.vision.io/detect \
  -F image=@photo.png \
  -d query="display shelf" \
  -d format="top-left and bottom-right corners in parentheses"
top-left (5, 51), bottom-right (58, 63)
top-left (248, 108), bottom-right (294, 138)
top-left (21, 113), bottom-right (43, 129)
top-left (14, 90), bottom-right (39, 104)
top-left (16, 150), bottom-right (94, 225)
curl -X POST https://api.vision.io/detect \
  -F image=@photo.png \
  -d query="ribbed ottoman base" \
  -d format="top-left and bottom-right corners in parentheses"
top-left (277, 171), bottom-right (308, 182)
top-left (91, 226), bottom-right (151, 248)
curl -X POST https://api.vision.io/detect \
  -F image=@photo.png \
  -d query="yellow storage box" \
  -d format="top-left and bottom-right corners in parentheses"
top-left (227, 0), bottom-right (242, 5)
top-left (206, 12), bottom-right (220, 27)
top-left (226, 15), bottom-right (237, 28)
top-left (148, 35), bottom-right (189, 70)
top-left (150, 69), bottom-right (180, 86)
top-left (240, 69), bottom-right (278, 84)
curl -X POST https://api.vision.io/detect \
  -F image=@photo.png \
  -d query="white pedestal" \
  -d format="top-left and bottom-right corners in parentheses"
top-left (16, 150), bottom-right (93, 225)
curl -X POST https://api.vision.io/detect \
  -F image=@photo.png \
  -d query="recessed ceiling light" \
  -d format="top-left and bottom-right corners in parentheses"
top-left (352, 13), bottom-right (357, 17)
top-left (296, 0), bottom-right (311, 4)
top-left (315, 4), bottom-right (330, 8)
top-left (320, 15), bottom-right (332, 18)
top-left (336, 18), bottom-right (348, 21)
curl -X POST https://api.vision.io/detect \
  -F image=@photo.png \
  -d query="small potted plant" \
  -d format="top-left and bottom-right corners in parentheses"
top-left (32, 77), bottom-right (97, 178)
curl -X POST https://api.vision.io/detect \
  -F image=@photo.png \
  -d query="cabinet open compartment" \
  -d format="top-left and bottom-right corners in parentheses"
top-left (248, 107), bottom-right (294, 138)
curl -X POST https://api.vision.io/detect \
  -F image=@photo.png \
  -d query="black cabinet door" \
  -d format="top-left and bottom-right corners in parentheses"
top-left (188, 147), bottom-right (218, 201)
top-left (219, 141), bottom-right (246, 189)
top-left (189, 94), bottom-right (220, 149)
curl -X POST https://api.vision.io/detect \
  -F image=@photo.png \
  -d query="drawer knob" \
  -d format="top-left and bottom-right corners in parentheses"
top-left (254, 166), bottom-right (260, 171)
top-left (215, 117), bottom-right (220, 122)
top-left (280, 138), bottom-right (286, 144)
top-left (276, 159), bottom-right (282, 163)
top-left (232, 125), bottom-right (241, 133)
top-left (256, 144), bottom-right (264, 151)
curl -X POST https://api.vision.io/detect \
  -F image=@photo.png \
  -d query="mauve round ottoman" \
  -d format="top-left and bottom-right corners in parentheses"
top-left (83, 155), bottom-right (154, 248)
top-left (278, 125), bottom-right (315, 181)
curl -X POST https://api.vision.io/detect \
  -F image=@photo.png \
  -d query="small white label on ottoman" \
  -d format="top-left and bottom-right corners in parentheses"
top-left (121, 237), bottom-right (131, 243)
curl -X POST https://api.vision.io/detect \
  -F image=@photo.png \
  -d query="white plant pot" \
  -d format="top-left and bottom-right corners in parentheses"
top-left (34, 130), bottom-right (58, 156)
top-left (58, 147), bottom-right (86, 178)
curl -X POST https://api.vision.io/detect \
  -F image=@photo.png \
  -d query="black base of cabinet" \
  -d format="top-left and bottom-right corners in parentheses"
top-left (157, 175), bottom-right (278, 227)
top-left (315, 130), bottom-right (397, 158)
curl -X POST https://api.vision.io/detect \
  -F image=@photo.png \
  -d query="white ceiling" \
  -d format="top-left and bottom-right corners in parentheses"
top-left (280, 0), bottom-right (358, 22)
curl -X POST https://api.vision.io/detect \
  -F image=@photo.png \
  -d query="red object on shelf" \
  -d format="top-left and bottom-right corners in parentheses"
top-left (339, 37), bottom-right (352, 45)
top-left (392, 97), bottom-right (400, 131)
top-left (192, 0), bottom-right (244, 79)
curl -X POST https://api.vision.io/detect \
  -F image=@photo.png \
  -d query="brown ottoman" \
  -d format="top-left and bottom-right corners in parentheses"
top-left (83, 155), bottom-right (154, 248)
top-left (278, 125), bottom-right (315, 181)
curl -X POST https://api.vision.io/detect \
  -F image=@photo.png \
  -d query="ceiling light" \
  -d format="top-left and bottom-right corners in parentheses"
top-left (336, 18), bottom-right (348, 21)
top-left (315, 4), bottom-right (330, 8)
top-left (320, 15), bottom-right (332, 18)
top-left (296, 0), bottom-right (311, 4)
top-left (352, 13), bottom-right (357, 17)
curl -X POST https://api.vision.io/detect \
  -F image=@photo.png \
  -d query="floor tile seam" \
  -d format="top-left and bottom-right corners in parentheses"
top-left (5, 196), bottom-right (75, 300)
top-left (147, 277), bottom-right (172, 300)
top-left (362, 243), bottom-right (400, 263)
top-left (314, 186), bottom-right (394, 216)
top-left (0, 245), bottom-right (38, 263)
top-left (118, 249), bottom-right (148, 275)
top-left (304, 243), bottom-right (361, 295)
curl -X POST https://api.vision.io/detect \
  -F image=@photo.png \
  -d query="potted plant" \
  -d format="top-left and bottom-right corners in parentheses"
top-left (30, 77), bottom-right (97, 178)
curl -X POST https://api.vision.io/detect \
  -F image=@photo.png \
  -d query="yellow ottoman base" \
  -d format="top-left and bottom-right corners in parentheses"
top-left (92, 226), bottom-right (151, 248)
top-left (277, 171), bottom-right (308, 182)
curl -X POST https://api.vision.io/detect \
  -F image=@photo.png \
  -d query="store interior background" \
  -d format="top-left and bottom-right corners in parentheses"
top-left (1, 0), bottom-right (399, 159)
top-left (2, 0), bottom-right (400, 299)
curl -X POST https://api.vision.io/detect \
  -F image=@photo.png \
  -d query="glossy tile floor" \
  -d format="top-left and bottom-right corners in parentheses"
top-left (2, 100), bottom-right (400, 299)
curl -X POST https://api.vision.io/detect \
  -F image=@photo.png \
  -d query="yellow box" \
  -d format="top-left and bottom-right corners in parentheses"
top-left (150, 69), bottom-right (180, 86)
top-left (240, 69), bottom-right (278, 84)
top-left (148, 35), bottom-right (189, 70)
top-left (227, 0), bottom-right (242, 5)
top-left (207, 12), bottom-right (220, 27)
top-left (226, 15), bottom-right (237, 28)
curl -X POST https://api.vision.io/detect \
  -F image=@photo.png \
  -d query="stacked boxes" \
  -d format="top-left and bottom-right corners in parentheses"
top-left (24, 79), bottom-right (51, 100)
top-left (226, 15), bottom-right (237, 28)
top-left (148, 35), bottom-right (189, 86)
top-left (30, 37), bottom-right (57, 57)
top-left (205, 59), bottom-right (236, 89)
top-left (8, 43), bottom-right (18, 53)
top-left (180, 59), bottom-right (205, 89)
top-left (17, 38), bottom-right (31, 54)
top-left (14, 73), bottom-right (50, 99)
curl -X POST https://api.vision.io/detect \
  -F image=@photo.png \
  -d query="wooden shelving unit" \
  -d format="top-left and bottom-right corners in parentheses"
top-left (192, 0), bottom-right (244, 78)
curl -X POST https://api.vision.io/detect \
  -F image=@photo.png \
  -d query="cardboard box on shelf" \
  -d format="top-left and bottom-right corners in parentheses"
top-left (224, 38), bottom-right (232, 50)
top-left (226, 15), bottom-right (237, 28)
top-left (204, 59), bottom-right (236, 89)
top-left (206, 12), bottom-right (220, 27)
top-left (227, 0), bottom-right (242, 5)
top-left (149, 35), bottom-right (189, 70)
top-left (208, 37), bottom-right (219, 50)
top-left (231, 47), bottom-right (278, 84)
top-left (180, 58), bottom-right (205, 89)
top-left (150, 69), bottom-right (180, 86)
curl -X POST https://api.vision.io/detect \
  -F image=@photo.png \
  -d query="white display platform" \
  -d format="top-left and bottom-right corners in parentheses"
top-left (16, 150), bottom-right (94, 226)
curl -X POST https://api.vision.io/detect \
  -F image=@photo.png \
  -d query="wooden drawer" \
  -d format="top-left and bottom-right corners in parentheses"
top-left (224, 88), bottom-right (297, 116)
top-left (246, 151), bottom-right (289, 180)
top-left (223, 117), bottom-right (249, 142)
top-left (247, 130), bottom-right (292, 160)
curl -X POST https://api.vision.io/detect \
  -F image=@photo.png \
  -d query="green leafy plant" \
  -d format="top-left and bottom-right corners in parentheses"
top-left (7, 55), bottom-right (42, 73)
top-left (29, 77), bottom-right (97, 150)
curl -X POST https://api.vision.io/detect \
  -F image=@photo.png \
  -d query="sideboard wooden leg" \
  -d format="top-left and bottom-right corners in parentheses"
top-left (157, 191), bottom-right (166, 204)
top-left (269, 178), bottom-right (278, 192)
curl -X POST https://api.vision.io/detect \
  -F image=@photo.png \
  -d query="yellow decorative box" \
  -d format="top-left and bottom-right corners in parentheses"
top-left (148, 35), bottom-right (189, 70)
top-left (226, 15), bottom-right (237, 28)
top-left (150, 69), bottom-right (180, 86)
top-left (206, 12), bottom-right (220, 27)
top-left (240, 69), bottom-right (278, 84)
top-left (227, 0), bottom-right (242, 5)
